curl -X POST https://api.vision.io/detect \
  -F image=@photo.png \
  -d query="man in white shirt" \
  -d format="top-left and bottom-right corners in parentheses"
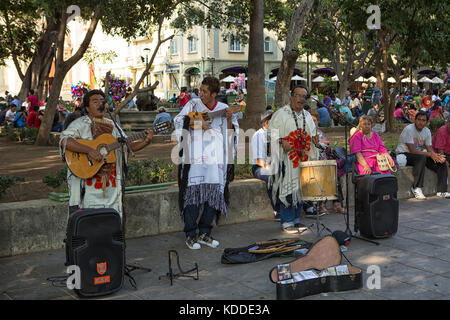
top-left (396, 110), bottom-right (449, 199)
top-left (251, 110), bottom-right (280, 220)
top-left (5, 105), bottom-right (16, 125)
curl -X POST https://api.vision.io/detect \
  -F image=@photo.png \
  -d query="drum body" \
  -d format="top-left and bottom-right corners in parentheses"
top-left (299, 160), bottom-right (337, 201)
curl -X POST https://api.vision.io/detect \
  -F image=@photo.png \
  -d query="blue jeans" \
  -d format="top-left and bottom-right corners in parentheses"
top-left (183, 203), bottom-right (217, 238)
top-left (280, 201), bottom-right (302, 229)
top-left (252, 165), bottom-right (280, 212)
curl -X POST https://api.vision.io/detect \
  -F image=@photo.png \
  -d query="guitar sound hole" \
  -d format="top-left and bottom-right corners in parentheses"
top-left (99, 146), bottom-right (108, 157)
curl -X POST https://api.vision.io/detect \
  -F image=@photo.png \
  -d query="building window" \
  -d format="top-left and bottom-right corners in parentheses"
top-left (188, 36), bottom-right (197, 53)
top-left (170, 39), bottom-right (178, 55)
top-left (229, 35), bottom-right (243, 52)
top-left (264, 37), bottom-right (271, 52)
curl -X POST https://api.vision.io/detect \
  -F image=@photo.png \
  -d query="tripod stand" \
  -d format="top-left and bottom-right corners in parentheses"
top-left (309, 97), bottom-right (378, 245)
top-left (304, 200), bottom-right (334, 238)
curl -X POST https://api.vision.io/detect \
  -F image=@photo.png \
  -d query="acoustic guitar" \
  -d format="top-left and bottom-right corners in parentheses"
top-left (65, 131), bottom-right (149, 179)
top-left (188, 104), bottom-right (243, 129)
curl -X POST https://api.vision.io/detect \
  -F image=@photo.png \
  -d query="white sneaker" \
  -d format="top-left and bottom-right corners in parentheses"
top-left (197, 233), bottom-right (219, 248)
top-left (411, 187), bottom-right (426, 200)
top-left (185, 236), bottom-right (201, 250)
top-left (436, 192), bottom-right (450, 198)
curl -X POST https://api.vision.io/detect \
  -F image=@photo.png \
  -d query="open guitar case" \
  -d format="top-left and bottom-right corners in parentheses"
top-left (221, 239), bottom-right (313, 264)
top-left (269, 235), bottom-right (363, 300)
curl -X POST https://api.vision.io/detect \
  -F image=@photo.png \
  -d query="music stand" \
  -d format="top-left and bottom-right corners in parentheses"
top-left (105, 107), bottom-right (153, 288)
top-left (309, 97), bottom-right (378, 245)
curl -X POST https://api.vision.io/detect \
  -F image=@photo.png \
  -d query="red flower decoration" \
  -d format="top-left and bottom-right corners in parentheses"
top-left (284, 129), bottom-right (311, 168)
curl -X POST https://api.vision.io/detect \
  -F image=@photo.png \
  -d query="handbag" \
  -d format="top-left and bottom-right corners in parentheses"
top-left (362, 149), bottom-right (397, 173)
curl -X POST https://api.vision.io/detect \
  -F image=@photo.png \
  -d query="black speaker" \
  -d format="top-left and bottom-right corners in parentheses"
top-left (355, 174), bottom-right (399, 238)
top-left (65, 208), bottom-right (125, 298)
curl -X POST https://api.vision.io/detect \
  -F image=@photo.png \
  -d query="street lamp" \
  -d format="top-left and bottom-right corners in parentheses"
top-left (143, 48), bottom-right (151, 87)
top-left (206, 57), bottom-right (215, 77)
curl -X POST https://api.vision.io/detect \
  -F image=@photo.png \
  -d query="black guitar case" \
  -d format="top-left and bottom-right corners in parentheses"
top-left (65, 208), bottom-right (125, 298)
top-left (269, 236), bottom-right (362, 300)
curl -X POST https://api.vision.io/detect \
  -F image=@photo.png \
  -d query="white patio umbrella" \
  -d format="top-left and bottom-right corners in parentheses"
top-left (367, 76), bottom-right (377, 82)
top-left (331, 75), bottom-right (339, 81)
top-left (355, 76), bottom-right (365, 82)
top-left (312, 76), bottom-right (324, 82)
top-left (431, 76), bottom-right (444, 84)
top-left (221, 75), bottom-right (236, 82)
top-left (418, 76), bottom-right (433, 83)
top-left (291, 75), bottom-right (306, 81)
top-left (387, 77), bottom-right (396, 83)
top-left (401, 78), bottom-right (417, 84)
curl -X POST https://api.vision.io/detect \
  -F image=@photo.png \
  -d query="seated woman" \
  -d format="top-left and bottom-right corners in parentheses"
top-left (350, 115), bottom-right (395, 175)
top-left (394, 102), bottom-right (410, 123)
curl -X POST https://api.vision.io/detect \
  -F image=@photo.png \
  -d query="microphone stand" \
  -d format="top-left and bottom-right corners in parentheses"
top-left (310, 97), bottom-right (379, 245)
top-left (105, 107), bottom-right (152, 288)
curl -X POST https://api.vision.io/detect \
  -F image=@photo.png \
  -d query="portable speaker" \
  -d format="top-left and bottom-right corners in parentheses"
top-left (355, 174), bottom-right (399, 238)
top-left (65, 208), bottom-right (125, 298)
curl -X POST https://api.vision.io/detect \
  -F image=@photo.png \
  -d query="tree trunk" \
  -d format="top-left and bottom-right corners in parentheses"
top-left (242, 0), bottom-right (265, 130)
top-left (274, 52), bottom-right (298, 107)
top-left (376, 30), bottom-right (393, 132)
top-left (35, 6), bottom-right (102, 146)
top-left (338, 79), bottom-right (349, 101)
top-left (274, 0), bottom-right (315, 107)
top-left (17, 17), bottom-right (58, 102)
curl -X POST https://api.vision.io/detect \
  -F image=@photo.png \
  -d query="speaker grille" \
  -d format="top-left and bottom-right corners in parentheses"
top-left (72, 236), bottom-right (86, 249)
top-left (112, 232), bottom-right (124, 243)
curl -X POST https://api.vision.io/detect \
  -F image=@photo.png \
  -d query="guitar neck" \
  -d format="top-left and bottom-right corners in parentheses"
top-left (107, 131), bottom-right (147, 152)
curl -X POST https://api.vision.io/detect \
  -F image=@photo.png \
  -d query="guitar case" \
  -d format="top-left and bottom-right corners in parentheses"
top-left (221, 239), bottom-right (312, 264)
top-left (269, 236), bottom-right (362, 300)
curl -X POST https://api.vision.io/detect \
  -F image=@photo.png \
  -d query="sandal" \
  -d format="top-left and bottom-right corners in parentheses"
top-left (318, 202), bottom-right (328, 215)
top-left (333, 203), bottom-right (345, 214)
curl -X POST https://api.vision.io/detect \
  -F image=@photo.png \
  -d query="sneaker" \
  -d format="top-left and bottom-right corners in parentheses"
top-left (436, 192), bottom-right (450, 198)
top-left (197, 233), bottom-right (219, 248)
top-left (294, 223), bottom-right (308, 232)
top-left (185, 236), bottom-right (201, 250)
top-left (304, 210), bottom-right (326, 219)
top-left (411, 187), bottom-right (426, 200)
top-left (282, 226), bottom-right (299, 234)
top-left (274, 212), bottom-right (281, 222)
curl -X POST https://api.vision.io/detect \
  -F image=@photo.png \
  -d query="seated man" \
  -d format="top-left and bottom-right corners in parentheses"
top-left (251, 110), bottom-right (280, 220)
top-left (395, 111), bottom-right (449, 199)
top-left (432, 122), bottom-right (450, 167)
top-left (317, 103), bottom-right (331, 127)
top-left (153, 107), bottom-right (172, 134)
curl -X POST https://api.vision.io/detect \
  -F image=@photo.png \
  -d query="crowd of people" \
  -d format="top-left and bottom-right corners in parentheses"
top-left (0, 89), bottom-right (74, 132)
top-left (313, 83), bottom-right (450, 129)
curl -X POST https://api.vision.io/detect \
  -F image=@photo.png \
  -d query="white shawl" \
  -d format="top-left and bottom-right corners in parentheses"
top-left (173, 99), bottom-right (239, 215)
top-left (267, 105), bottom-right (318, 208)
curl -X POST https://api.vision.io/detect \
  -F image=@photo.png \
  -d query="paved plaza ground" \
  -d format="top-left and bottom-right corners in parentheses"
top-left (1, 197), bottom-right (449, 302)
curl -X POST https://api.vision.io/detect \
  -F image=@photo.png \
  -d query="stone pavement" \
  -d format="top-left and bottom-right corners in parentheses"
top-left (1, 197), bottom-right (449, 301)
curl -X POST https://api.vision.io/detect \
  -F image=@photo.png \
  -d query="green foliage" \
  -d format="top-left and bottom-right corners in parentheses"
top-left (429, 117), bottom-right (446, 134)
top-left (3, 126), bottom-right (39, 143)
top-left (125, 158), bottom-right (176, 186)
top-left (43, 167), bottom-right (68, 189)
top-left (234, 157), bottom-right (253, 179)
top-left (0, 175), bottom-right (25, 199)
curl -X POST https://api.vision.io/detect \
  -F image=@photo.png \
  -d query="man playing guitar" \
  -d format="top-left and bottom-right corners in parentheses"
top-left (60, 89), bottom-right (153, 217)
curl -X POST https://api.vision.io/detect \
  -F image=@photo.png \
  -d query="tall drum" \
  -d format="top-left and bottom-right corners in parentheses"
top-left (299, 160), bottom-right (338, 201)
